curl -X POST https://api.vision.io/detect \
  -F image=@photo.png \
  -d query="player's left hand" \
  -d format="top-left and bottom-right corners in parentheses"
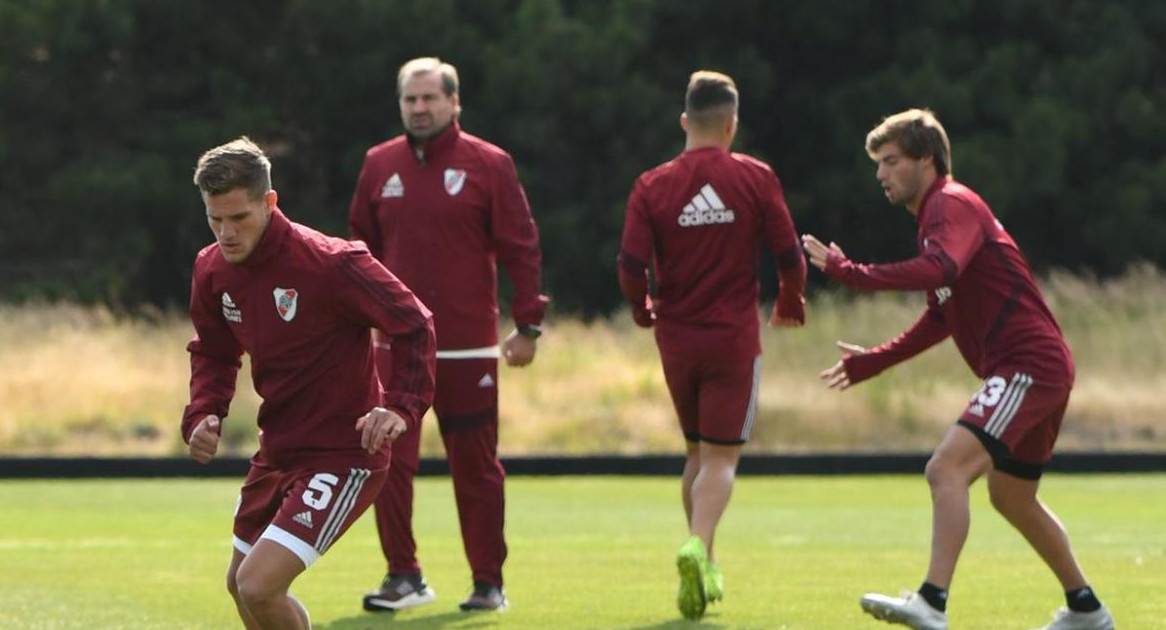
top-left (801, 234), bottom-right (846, 271)
top-left (355, 406), bottom-right (407, 453)
top-left (820, 340), bottom-right (867, 391)
top-left (503, 330), bottom-right (537, 367)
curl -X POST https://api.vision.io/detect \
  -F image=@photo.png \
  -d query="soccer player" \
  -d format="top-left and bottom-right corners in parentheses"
top-left (348, 57), bottom-right (549, 612)
top-left (618, 70), bottom-right (806, 620)
top-left (183, 137), bottom-right (436, 630)
top-left (802, 109), bottom-right (1115, 630)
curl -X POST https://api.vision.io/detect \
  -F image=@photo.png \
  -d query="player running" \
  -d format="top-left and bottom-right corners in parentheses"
top-left (183, 137), bottom-right (436, 630)
top-left (618, 70), bottom-right (806, 620)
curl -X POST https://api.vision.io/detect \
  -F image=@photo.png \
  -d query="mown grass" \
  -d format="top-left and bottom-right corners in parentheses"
top-left (2, 266), bottom-right (1165, 456)
top-left (0, 475), bottom-right (1161, 630)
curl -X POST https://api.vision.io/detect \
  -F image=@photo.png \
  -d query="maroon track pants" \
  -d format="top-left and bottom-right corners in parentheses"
top-left (373, 352), bottom-right (507, 586)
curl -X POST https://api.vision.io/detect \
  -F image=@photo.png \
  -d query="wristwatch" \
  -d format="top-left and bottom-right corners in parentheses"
top-left (516, 324), bottom-right (543, 340)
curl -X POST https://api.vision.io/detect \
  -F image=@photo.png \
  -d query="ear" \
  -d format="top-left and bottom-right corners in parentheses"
top-left (451, 92), bottom-right (462, 118)
top-left (680, 112), bottom-right (689, 132)
top-left (264, 190), bottom-right (278, 213)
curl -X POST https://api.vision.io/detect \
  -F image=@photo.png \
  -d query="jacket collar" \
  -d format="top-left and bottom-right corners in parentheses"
top-left (408, 119), bottom-right (461, 163)
top-left (915, 176), bottom-right (948, 223)
top-left (240, 207), bottom-right (291, 269)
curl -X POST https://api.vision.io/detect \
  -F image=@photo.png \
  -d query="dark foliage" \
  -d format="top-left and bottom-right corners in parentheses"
top-left (2, 0), bottom-right (1163, 315)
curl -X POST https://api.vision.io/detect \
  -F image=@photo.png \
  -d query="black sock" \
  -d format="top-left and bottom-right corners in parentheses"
top-left (918, 582), bottom-right (948, 613)
top-left (1066, 586), bottom-right (1102, 612)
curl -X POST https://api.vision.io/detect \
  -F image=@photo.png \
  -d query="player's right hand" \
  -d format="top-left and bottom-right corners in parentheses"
top-left (356, 407), bottom-right (407, 453)
top-left (801, 234), bottom-right (846, 272)
top-left (189, 415), bottom-right (221, 464)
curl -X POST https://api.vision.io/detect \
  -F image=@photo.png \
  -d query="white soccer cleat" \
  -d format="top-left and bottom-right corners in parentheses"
top-left (860, 592), bottom-right (948, 630)
top-left (362, 573), bottom-right (437, 612)
top-left (1029, 605), bottom-right (1116, 630)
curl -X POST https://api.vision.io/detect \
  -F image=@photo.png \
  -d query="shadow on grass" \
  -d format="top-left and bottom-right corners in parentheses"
top-left (318, 611), bottom-right (499, 630)
top-left (317, 611), bottom-right (727, 630)
top-left (620, 619), bottom-right (727, 630)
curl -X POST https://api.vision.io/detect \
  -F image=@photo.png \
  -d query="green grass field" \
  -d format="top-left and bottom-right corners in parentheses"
top-left (0, 475), bottom-right (1161, 630)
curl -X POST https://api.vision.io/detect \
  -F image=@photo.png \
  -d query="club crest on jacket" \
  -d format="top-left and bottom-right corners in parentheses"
top-left (444, 168), bottom-right (467, 196)
top-left (273, 287), bottom-right (298, 322)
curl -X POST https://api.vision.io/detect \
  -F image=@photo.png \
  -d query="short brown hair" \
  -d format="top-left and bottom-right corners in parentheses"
top-left (685, 70), bottom-right (738, 129)
top-left (397, 56), bottom-right (459, 98)
top-left (865, 108), bottom-right (952, 176)
top-left (193, 136), bottom-right (272, 200)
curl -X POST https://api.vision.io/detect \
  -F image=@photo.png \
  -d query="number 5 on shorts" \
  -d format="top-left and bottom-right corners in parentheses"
top-left (302, 473), bottom-right (339, 510)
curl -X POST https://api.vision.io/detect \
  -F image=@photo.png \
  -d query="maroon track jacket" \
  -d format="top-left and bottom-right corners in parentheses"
top-left (827, 177), bottom-right (1074, 386)
top-left (349, 121), bottom-right (548, 352)
top-left (618, 147), bottom-right (806, 360)
top-left (183, 209), bottom-right (436, 469)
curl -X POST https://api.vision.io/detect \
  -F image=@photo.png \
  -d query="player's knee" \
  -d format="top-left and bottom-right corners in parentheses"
top-left (226, 569), bottom-right (241, 600)
top-left (234, 571), bottom-right (279, 610)
top-left (923, 455), bottom-right (952, 488)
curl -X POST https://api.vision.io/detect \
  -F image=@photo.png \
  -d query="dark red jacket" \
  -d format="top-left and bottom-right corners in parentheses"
top-left (828, 177), bottom-right (1074, 385)
top-left (618, 147), bottom-right (806, 360)
top-left (349, 121), bottom-right (548, 351)
top-left (183, 209), bottom-right (436, 469)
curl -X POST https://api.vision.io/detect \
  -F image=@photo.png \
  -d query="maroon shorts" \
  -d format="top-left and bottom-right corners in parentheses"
top-left (958, 371), bottom-right (1071, 479)
top-left (660, 352), bottom-right (762, 445)
top-left (233, 460), bottom-right (387, 567)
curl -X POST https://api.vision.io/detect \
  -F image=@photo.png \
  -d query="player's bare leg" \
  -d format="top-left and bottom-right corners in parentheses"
top-left (987, 472), bottom-right (1088, 589)
top-left (989, 472), bottom-right (1114, 630)
top-left (860, 426), bottom-right (988, 629)
top-left (680, 441), bottom-right (699, 530)
top-left (227, 549), bottom-right (263, 630)
top-left (689, 441), bottom-right (742, 557)
top-left (234, 539), bottom-right (311, 630)
top-left (922, 425), bottom-right (992, 589)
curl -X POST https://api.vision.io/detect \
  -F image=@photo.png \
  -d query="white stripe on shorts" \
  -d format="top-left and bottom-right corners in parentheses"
top-left (315, 468), bottom-right (370, 554)
top-left (984, 373), bottom-right (1033, 438)
top-left (739, 356), bottom-right (763, 441)
top-left (233, 535), bottom-right (253, 556)
top-left (262, 524), bottom-right (321, 567)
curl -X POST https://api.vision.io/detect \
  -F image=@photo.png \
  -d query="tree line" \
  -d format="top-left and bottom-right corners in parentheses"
top-left (1, 0), bottom-right (1163, 316)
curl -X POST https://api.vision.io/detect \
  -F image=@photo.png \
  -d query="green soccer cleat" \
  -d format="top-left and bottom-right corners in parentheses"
top-left (676, 536), bottom-right (709, 620)
top-left (706, 562), bottom-right (724, 603)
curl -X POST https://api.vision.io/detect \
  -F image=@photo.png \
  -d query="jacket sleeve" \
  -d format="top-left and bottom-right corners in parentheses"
top-left (181, 262), bottom-right (242, 443)
top-left (843, 305), bottom-right (951, 385)
top-left (489, 153), bottom-right (549, 327)
top-left (617, 181), bottom-right (655, 325)
top-left (825, 194), bottom-right (985, 291)
top-left (760, 171), bottom-right (806, 323)
top-left (335, 249), bottom-right (436, 427)
top-left (348, 154), bottom-right (384, 260)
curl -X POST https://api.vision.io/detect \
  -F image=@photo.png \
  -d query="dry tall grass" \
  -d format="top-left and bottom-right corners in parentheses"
top-left (2, 266), bottom-right (1164, 457)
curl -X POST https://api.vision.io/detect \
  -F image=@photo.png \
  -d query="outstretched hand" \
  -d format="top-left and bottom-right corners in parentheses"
top-left (355, 407), bottom-right (407, 453)
top-left (820, 341), bottom-right (867, 391)
top-left (801, 234), bottom-right (846, 272)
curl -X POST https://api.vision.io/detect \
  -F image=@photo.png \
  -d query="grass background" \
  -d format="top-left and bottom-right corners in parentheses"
top-left (3, 266), bottom-right (1166, 457)
top-left (0, 475), bottom-right (1161, 630)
